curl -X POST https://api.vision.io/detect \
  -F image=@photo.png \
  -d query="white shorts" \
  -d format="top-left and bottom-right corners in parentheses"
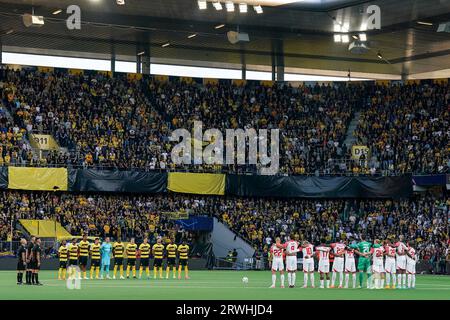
top-left (286, 256), bottom-right (297, 271)
top-left (271, 258), bottom-right (284, 271)
top-left (372, 261), bottom-right (385, 273)
top-left (406, 259), bottom-right (416, 274)
top-left (396, 255), bottom-right (407, 270)
top-left (318, 260), bottom-right (330, 273)
top-left (303, 258), bottom-right (314, 272)
top-left (385, 258), bottom-right (396, 274)
top-left (332, 257), bottom-right (344, 273)
top-left (345, 258), bottom-right (356, 273)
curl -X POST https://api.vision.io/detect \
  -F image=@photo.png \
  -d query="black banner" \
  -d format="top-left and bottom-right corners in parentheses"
top-left (226, 174), bottom-right (412, 198)
top-left (0, 166), bottom-right (7, 189)
top-left (68, 169), bottom-right (167, 193)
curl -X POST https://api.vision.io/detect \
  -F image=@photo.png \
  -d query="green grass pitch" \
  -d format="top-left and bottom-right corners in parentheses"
top-left (0, 270), bottom-right (449, 300)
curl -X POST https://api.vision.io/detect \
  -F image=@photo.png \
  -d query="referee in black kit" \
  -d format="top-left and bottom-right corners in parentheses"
top-left (16, 238), bottom-right (27, 285)
top-left (29, 238), bottom-right (43, 285)
top-left (25, 236), bottom-right (36, 285)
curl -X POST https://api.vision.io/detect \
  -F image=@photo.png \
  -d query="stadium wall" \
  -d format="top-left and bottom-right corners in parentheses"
top-left (0, 166), bottom-right (423, 198)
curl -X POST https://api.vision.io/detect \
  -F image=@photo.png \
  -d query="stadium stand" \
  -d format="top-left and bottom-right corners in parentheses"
top-left (1, 67), bottom-right (448, 175)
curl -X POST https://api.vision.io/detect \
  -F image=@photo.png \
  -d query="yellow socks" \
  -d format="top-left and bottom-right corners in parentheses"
top-left (113, 265), bottom-right (118, 277)
top-left (153, 267), bottom-right (157, 278)
top-left (146, 267), bottom-right (150, 277)
top-left (126, 265), bottom-right (130, 277)
top-left (132, 266), bottom-right (136, 277)
top-left (90, 267), bottom-right (94, 279)
top-left (139, 267), bottom-right (143, 278)
top-left (185, 266), bottom-right (189, 278)
top-left (166, 267), bottom-right (170, 278)
top-left (96, 267), bottom-right (100, 278)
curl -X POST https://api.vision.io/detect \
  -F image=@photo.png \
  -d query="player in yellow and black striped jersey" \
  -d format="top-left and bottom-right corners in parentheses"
top-left (57, 240), bottom-right (68, 280)
top-left (165, 239), bottom-right (178, 279)
top-left (138, 238), bottom-right (151, 279)
top-left (89, 238), bottom-right (101, 279)
top-left (177, 240), bottom-right (190, 279)
top-left (67, 238), bottom-right (80, 279)
top-left (126, 238), bottom-right (137, 278)
top-left (78, 235), bottom-right (90, 279)
top-left (113, 239), bottom-right (125, 279)
top-left (152, 238), bottom-right (165, 279)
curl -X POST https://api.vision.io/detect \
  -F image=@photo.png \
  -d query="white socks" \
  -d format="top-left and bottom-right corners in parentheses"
top-left (339, 272), bottom-right (343, 287)
top-left (407, 274), bottom-right (415, 288)
top-left (272, 274), bottom-right (276, 286)
top-left (288, 273), bottom-right (292, 286)
top-left (280, 274), bottom-right (285, 287)
top-left (304, 273), bottom-right (308, 286)
top-left (386, 273), bottom-right (390, 286)
top-left (352, 274), bottom-right (356, 288)
top-left (332, 272), bottom-right (337, 286)
top-left (326, 279), bottom-right (330, 288)
top-left (292, 273), bottom-right (296, 286)
top-left (310, 273), bottom-right (315, 286)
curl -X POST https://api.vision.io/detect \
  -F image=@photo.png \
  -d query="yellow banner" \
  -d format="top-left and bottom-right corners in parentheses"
top-left (351, 145), bottom-right (369, 160)
top-left (168, 172), bottom-right (225, 195)
top-left (37, 66), bottom-right (54, 73)
top-left (375, 80), bottom-right (390, 86)
top-left (162, 211), bottom-right (189, 220)
top-left (9, 167), bottom-right (68, 191)
top-left (29, 134), bottom-right (59, 150)
top-left (19, 220), bottom-right (71, 238)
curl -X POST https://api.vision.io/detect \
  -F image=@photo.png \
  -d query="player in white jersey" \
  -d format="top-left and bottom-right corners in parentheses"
top-left (406, 241), bottom-right (417, 289)
top-left (282, 234), bottom-right (300, 288)
top-left (370, 239), bottom-right (385, 289)
top-left (395, 235), bottom-right (408, 289)
top-left (316, 241), bottom-right (331, 288)
top-left (330, 241), bottom-right (346, 288)
top-left (344, 242), bottom-right (357, 288)
top-left (301, 241), bottom-right (315, 288)
top-left (269, 237), bottom-right (285, 288)
top-left (384, 239), bottom-right (397, 289)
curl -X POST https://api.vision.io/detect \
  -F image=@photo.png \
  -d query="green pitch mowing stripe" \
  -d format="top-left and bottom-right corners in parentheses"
top-left (0, 271), bottom-right (449, 300)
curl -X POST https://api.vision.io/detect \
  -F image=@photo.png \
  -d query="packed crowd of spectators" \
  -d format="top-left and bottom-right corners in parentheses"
top-left (2, 66), bottom-right (447, 175)
top-left (0, 190), bottom-right (447, 262)
top-left (353, 83), bottom-right (449, 174)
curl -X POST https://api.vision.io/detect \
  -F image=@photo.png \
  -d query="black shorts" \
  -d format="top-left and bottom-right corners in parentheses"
top-left (140, 258), bottom-right (149, 267)
top-left (17, 261), bottom-right (26, 271)
top-left (167, 258), bottom-right (176, 267)
top-left (91, 259), bottom-right (101, 267)
top-left (68, 259), bottom-right (78, 266)
top-left (30, 261), bottom-right (40, 270)
top-left (59, 261), bottom-right (67, 269)
top-left (179, 259), bottom-right (188, 267)
top-left (153, 258), bottom-right (163, 268)
top-left (114, 257), bottom-right (123, 266)
top-left (79, 256), bottom-right (88, 266)
top-left (127, 258), bottom-right (136, 266)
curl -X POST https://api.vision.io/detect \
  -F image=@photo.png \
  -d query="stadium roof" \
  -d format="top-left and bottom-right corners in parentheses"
top-left (0, 0), bottom-right (450, 79)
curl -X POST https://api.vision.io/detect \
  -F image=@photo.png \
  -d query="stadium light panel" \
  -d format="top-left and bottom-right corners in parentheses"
top-left (52, 9), bottom-right (62, 15)
top-left (334, 34), bottom-right (341, 42)
top-left (162, 42), bottom-right (170, 47)
top-left (333, 24), bottom-right (341, 32)
top-left (253, 5), bottom-right (263, 14)
top-left (342, 22), bottom-right (349, 33)
top-left (188, 33), bottom-right (197, 39)
top-left (213, 1), bottom-right (223, 10)
top-left (239, 3), bottom-right (248, 13)
top-left (341, 34), bottom-right (349, 43)
top-left (417, 21), bottom-right (433, 26)
top-left (359, 33), bottom-right (367, 41)
top-left (137, 51), bottom-right (145, 56)
top-left (352, 35), bottom-right (358, 40)
top-left (215, 24), bottom-right (225, 29)
top-left (198, 0), bottom-right (207, 10)
top-left (225, 1), bottom-right (235, 12)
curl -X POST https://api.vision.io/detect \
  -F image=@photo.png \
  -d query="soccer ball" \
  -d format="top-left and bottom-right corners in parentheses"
top-left (242, 276), bottom-right (249, 284)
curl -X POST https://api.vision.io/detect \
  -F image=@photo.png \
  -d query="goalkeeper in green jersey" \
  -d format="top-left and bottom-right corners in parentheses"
top-left (355, 234), bottom-right (373, 288)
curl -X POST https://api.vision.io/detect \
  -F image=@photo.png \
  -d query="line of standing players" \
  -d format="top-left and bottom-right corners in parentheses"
top-left (57, 235), bottom-right (190, 280)
top-left (268, 233), bottom-right (417, 289)
top-left (16, 236), bottom-right (43, 285)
